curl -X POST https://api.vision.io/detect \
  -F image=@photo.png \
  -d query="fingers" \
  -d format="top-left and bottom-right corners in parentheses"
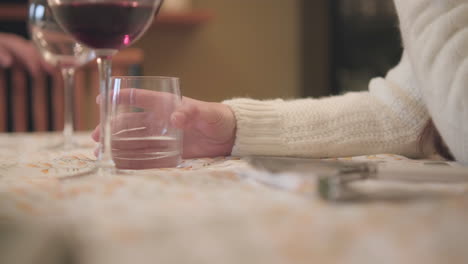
top-left (1, 35), bottom-right (41, 77)
top-left (91, 107), bottom-right (183, 169)
top-left (178, 98), bottom-right (235, 137)
top-left (96, 89), bottom-right (180, 109)
top-left (170, 101), bottom-right (199, 129)
top-left (40, 59), bottom-right (56, 75)
top-left (117, 89), bottom-right (178, 109)
top-left (91, 125), bottom-right (100, 142)
top-left (112, 135), bottom-right (181, 170)
top-left (171, 98), bottom-right (236, 143)
top-left (92, 91), bottom-right (179, 142)
top-left (16, 43), bottom-right (43, 78)
top-left (93, 131), bottom-right (181, 170)
top-left (113, 154), bottom-right (180, 170)
top-left (92, 111), bottom-right (173, 148)
top-left (0, 33), bottom-right (52, 77)
top-left (91, 112), bottom-right (152, 142)
top-left (112, 134), bottom-right (176, 150)
top-left (0, 45), bottom-right (13, 68)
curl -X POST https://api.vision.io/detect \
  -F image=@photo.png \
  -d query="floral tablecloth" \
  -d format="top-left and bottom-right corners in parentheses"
top-left (1, 132), bottom-right (468, 264)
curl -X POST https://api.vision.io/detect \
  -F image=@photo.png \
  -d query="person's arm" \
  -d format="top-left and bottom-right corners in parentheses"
top-left (224, 54), bottom-right (431, 159)
top-left (394, 0), bottom-right (468, 164)
top-left (92, 54), bottom-right (430, 161)
top-left (0, 33), bottom-right (52, 77)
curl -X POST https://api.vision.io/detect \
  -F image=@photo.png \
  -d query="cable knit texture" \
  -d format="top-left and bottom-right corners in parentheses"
top-left (225, 0), bottom-right (468, 164)
top-left (395, 0), bottom-right (468, 164)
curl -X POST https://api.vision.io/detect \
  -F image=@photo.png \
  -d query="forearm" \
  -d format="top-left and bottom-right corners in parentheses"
top-left (224, 90), bottom-right (429, 158)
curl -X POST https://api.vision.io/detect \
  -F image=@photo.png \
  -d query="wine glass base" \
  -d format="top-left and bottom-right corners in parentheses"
top-left (55, 165), bottom-right (120, 180)
top-left (45, 140), bottom-right (95, 152)
top-left (14, 148), bottom-right (98, 179)
top-left (57, 166), bottom-right (98, 179)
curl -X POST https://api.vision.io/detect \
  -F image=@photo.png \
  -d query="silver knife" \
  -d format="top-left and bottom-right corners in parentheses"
top-left (246, 156), bottom-right (468, 201)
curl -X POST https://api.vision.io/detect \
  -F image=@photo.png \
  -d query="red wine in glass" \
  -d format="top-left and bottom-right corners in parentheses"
top-left (51, 2), bottom-right (160, 49)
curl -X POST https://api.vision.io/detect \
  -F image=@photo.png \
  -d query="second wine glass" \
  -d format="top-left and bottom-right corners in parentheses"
top-left (29, 0), bottom-right (96, 150)
top-left (48, 0), bottom-right (164, 171)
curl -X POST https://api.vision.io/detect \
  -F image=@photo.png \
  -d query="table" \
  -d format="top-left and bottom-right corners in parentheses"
top-left (1, 133), bottom-right (468, 264)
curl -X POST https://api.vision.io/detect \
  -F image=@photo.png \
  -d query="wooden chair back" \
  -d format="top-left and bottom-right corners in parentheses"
top-left (0, 48), bottom-right (144, 132)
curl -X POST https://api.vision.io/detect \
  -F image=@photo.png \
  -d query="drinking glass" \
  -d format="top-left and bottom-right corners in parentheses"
top-left (29, 0), bottom-right (96, 150)
top-left (48, 0), bottom-right (164, 171)
top-left (111, 76), bottom-right (182, 171)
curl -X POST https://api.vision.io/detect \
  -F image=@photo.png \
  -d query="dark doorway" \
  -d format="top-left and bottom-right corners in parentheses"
top-left (302, 0), bottom-right (403, 97)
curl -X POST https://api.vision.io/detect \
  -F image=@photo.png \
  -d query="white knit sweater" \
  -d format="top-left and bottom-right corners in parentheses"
top-left (224, 0), bottom-right (468, 165)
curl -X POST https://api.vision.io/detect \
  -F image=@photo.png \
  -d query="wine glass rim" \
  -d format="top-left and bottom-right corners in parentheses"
top-left (112, 76), bottom-right (179, 81)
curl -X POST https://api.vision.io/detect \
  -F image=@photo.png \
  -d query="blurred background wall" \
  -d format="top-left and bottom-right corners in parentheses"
top-left (136, 0), bottom-right (302, 102)
top-left (0, 0), bottom-right (401, 131)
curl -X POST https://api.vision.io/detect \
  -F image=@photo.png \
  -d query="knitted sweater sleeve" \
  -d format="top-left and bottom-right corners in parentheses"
top-left (394, 0), bottom-right (468, 164)
top-left (223, 54), bottom-right (430, 158)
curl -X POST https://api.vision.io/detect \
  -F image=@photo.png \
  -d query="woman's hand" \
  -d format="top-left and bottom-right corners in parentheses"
top-left (170, 97), bottom-right (236, 158)
top-left (92, 91), bottom-right (236, 159)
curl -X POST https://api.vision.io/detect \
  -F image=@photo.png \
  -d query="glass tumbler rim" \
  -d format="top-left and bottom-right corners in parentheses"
top-left (111, 76), bottom-right (179, 81)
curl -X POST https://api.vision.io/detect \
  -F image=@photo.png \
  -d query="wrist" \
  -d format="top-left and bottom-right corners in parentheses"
top-left (216, 103), bottom-right (236, 156)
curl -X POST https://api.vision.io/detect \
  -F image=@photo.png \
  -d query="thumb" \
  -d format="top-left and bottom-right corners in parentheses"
top-left (171, 102), bottom-right (199, 129)
top-left (187, 100), bottom-right (235, 140)
top-left (171, 99), bottom-right (225, 130)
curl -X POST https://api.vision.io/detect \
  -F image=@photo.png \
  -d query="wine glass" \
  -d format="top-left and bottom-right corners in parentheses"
top-left (29, 0), bottom-right (96, 151)
top-left (47, 0), bottom-right (164, 171)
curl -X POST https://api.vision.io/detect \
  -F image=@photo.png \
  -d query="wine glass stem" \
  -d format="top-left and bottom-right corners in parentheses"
top-left (96, 55), bottom-right (115, 169)
top-left (61, 67), bottom-right (75, 151)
